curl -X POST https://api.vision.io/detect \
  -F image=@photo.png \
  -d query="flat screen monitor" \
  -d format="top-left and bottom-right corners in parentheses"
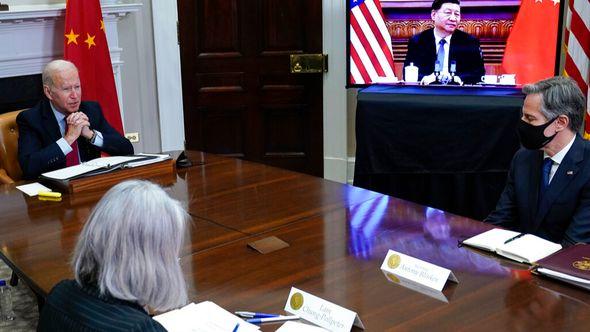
top-left (347, 0), bottom-right (564, 87)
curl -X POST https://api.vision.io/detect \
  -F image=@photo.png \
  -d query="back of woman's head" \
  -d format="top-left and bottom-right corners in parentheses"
top-left (73, 180), bottom-right (189, 311)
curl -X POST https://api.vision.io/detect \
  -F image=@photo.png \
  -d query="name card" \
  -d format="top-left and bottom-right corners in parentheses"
top-left (380, 250), bottom-right (458, 292)
top-left (382, 271), bottom-right (451, 303)
top-left (284, 287), bottom-right (365, 332)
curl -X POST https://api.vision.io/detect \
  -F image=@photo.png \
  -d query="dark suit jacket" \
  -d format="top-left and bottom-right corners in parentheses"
top-left (404, 28), bottom-right (485, 84)
top-left (17, 99), bottom-right (134, 179)
top-left (485, 135), bottom-right (590, 245)
top-left (37, 280), bottom-right (166, 332)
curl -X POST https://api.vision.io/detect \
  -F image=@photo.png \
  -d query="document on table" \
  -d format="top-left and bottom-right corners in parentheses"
top-left (153, 301), bottom-right (260, 332)
top-left (16, 182), bottom-right (53, 196)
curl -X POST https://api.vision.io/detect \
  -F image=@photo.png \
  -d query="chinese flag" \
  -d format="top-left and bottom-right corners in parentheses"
top-left (502, 0), bottom-right (560, 84)
top-left (64, 0), bottom-right (124, 134)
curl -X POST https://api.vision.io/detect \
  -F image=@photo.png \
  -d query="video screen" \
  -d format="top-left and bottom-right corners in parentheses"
top-left (347, 0), bottom-right (563, 87)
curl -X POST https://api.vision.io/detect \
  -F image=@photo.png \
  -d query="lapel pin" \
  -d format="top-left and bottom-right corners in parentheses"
top-left (567, 171), bottom-right (574, 175)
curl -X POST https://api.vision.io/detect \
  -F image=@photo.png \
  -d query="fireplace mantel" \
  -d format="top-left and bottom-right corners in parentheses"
top-left (0, 3), bottom-right (141, 77)
top-left (0, 3), bottom-right (141, 125)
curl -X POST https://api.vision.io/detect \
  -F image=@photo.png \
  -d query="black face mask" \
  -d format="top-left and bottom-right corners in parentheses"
top-left (517, 117), bottom-right (558, 150)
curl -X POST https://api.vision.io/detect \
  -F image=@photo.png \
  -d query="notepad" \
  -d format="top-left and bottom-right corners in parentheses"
top-left (40, 154), bottom-right (169, 181)
top-left (153, 301), bottom-right (260, 332)
top-left (462, 228), bottom-right (562, 264)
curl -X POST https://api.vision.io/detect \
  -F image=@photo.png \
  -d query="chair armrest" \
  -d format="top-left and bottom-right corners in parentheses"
top-left (0, 168), bottom-right (14, 184)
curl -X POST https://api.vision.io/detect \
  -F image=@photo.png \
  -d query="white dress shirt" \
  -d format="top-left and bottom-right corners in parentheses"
top-left (50, 103), bottom-right (104, 158)
top-left (544, 135), bottom-right (576, 184)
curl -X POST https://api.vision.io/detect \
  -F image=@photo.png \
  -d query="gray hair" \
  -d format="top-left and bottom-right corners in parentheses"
top-left (522, 76), bottom-right (586, 132)
top-left (42, 60), bottom-right (78, 88)
top-left (73, 180), bottom-right (189, 311)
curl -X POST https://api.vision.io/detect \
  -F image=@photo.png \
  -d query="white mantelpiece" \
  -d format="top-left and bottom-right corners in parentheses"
top-left (0, 3), bottom-right (141, 127)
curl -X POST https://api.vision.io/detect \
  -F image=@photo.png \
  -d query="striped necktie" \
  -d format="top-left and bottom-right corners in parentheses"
top-left (435, 39), bottom-right (446, 72)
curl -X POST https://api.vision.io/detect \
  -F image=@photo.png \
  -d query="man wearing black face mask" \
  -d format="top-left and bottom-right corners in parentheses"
top-left (485, 76), bottom-right (590, 246)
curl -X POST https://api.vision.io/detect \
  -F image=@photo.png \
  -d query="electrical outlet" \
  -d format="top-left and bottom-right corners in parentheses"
top-left (125, 132), bottom-right (140, 143)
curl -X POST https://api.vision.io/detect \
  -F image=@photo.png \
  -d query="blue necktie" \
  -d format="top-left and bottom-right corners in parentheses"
top-left (541, 158), bottom-right (553, 192)
top-left (436, 39), bottom-right (446, 72)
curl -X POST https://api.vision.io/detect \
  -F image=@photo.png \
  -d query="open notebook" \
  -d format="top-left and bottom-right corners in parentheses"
top-left (40, 153), bottom-right (171, 181)
top-left (154, 301), bottom-right (260, 332)
top-left (462, 228), bottom-right (562, 264)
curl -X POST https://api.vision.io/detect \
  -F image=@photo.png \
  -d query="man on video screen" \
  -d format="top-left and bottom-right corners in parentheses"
top-left (404, 0), bottom-right (485, 84)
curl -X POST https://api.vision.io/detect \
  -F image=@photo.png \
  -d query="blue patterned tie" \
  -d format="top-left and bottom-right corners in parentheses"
top-left (436, 39), bottom-right (446, 72)
top-left (541, 158), bottom-right (553, 192)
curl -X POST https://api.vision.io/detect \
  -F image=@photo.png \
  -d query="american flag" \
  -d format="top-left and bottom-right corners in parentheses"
top-left (349, 0), bottom-right (396, 84)
top-left (563, 0), bottom-right (590, 138)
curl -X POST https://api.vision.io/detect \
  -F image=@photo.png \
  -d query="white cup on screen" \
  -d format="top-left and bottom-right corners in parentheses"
top-left (499, 74), bottom-right (516, 85)
top-left (404, 62), bottom-right (419, 83)
top-left (481, 75), bottom-right (498, 84)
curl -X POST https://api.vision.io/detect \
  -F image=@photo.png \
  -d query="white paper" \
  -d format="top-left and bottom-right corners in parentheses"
top-left (275, 321), bottom-right (329, 332)
top-left (41, 156), bottom-right (146, 180)
top-left (380, 250), bottom-right (458, 292)
top-left (154, 301), bottom-right (259, 332)
top-left (497, 235), bottom-right (562, 263)
top-left (284, 287), bottom-right (364, 332)
top-left (15, 182), bottom-right (53, 196)
top-left (125, 153), bottom-right (171, 168)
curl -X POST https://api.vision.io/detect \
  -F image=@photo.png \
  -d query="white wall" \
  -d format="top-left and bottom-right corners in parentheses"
top-left (118, 0), bottom-right (162, 153)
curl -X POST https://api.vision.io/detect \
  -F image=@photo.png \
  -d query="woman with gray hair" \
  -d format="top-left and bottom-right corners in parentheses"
top-left (37, 180), bottom-right (189, 331)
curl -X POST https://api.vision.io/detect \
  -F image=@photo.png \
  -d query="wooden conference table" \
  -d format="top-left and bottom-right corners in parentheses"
top-left (0, 151), bottom-right (589, 331)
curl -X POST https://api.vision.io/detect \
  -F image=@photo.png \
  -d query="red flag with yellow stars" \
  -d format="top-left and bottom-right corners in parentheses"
top-left (64, 0), bottom-right (124, 134)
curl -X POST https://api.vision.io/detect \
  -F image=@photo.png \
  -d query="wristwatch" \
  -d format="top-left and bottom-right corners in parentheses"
top-left (89, 129), bottom-right (97, 144)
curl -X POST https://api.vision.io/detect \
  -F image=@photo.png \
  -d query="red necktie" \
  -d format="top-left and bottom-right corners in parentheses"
top-left (65, 122), bottom-right (81, 167)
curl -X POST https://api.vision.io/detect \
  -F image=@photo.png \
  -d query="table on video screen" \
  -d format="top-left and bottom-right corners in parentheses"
top-left (1, 151), bottom-right (589, 331)
top-left (354, 85), bottom-right (525, 220)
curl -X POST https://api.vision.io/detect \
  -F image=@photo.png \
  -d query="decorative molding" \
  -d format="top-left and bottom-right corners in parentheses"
top-left (387, 19), bottom-right (514, 39)
top-left (0, 4), bottom-right (140, 22)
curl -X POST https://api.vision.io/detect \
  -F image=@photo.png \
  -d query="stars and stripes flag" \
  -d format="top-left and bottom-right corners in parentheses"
top-left (562, 0), bottom-right (590, 138)
top-left (349, 0), bottom-right (396, 84)
top-left (64, 0), bottom-right (124, 134)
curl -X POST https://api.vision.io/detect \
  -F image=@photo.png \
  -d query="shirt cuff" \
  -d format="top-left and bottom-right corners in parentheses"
top-left (57, 138), bottom-right (73, 156)
top-left (92, 130), bottom-right (104, 148)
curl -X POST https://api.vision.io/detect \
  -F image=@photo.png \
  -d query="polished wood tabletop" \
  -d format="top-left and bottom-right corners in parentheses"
top-left (0, 151), bottom-right (589, 331)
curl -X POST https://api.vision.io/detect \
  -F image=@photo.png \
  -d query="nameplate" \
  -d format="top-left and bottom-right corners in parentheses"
top-left (284, 287), bottom-right (365, 332)
top-left (380, 250), bottom-right (458, 292)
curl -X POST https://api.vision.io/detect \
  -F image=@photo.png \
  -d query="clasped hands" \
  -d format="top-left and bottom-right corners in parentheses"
top-left (420, 72), bottom-right (463, 85)
top-left (64, 112), bottom-right (94, 145)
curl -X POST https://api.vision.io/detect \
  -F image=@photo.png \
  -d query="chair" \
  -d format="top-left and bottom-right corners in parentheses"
top-left (0, 110), bottom-right (24, 184)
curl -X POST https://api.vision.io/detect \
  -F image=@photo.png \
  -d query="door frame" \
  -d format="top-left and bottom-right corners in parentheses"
top-left (153, 0), bottom-right (349, 182)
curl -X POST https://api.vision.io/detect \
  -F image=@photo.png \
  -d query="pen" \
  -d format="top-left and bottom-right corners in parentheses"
top-left (232, 323), bottom-right (239, 332)
top-left (235, 311), bottom-right (280, 318)
top-left (246, 315), bottom-right (299, 324)
top-left (504, 233), bottom-right (525, 244)
top-left (38, 191), bottom-right (61, 198)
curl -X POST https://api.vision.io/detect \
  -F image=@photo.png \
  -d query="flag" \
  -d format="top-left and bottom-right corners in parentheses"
top-left (64, 0), bottom-right (124, 134)
top-left (349, 0), bottom-right (396, 84)
top-left (562, 0), bottom-right (590, 138)
top-left (502, 0), bottom-right (560, 85)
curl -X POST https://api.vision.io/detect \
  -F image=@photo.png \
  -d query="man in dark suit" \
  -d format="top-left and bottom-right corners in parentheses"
top-left (17, 60), bottom-right (133, 179)
top-left (404, 0), bottom-right (484, 84)
top-left (485, 76), bottom-right (590, 245)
